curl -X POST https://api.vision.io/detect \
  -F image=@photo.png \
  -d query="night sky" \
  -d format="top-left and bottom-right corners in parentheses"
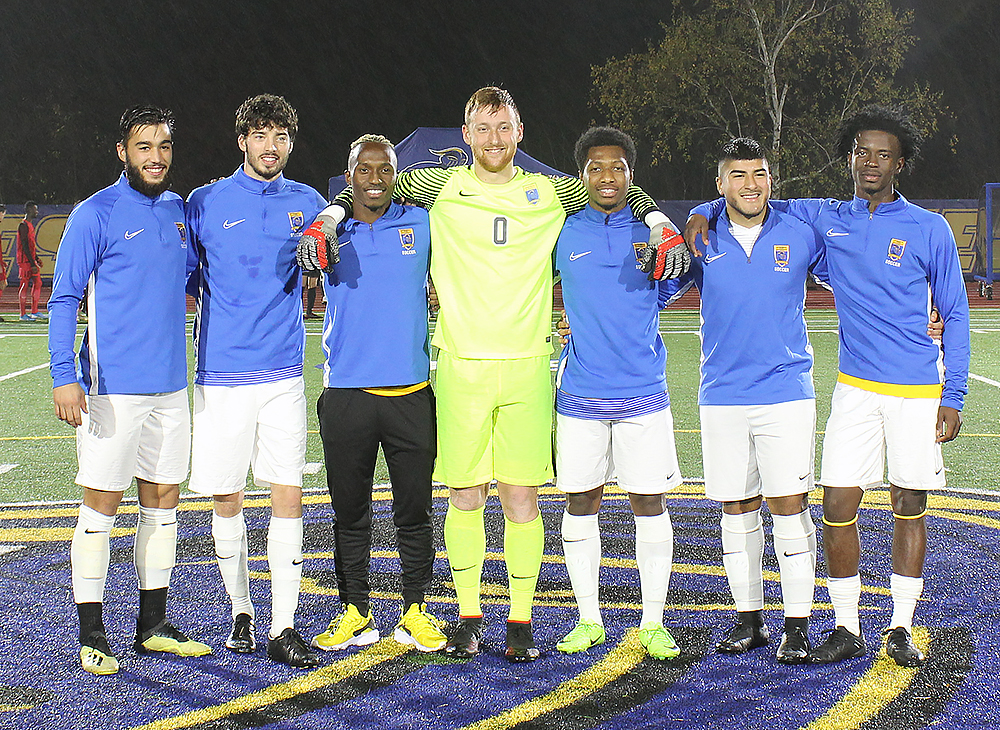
top-left (1, 0), bottom-right (997, 203)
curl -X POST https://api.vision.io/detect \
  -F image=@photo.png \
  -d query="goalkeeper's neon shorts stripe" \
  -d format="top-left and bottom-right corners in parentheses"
top-left (433, 352), bottom-right (553, 488)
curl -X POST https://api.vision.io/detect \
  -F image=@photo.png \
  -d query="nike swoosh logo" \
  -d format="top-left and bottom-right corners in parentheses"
top-left (292, 558), bottom-right (304, 566)
top-left (568, 251), bottom-right (592, 261)
top-left (216, 554), bottom-right (236, 560)
top-left (458, 191), bottom-right (478, 197)
top-left (223, 218), bottom-right (246, 229)
top-left (704, 252), bottom-right (727, 263)
top-left (83, 529), bottom-right (105, 534)
top-left (799, 474), bottom-right (811, 481)
top-left (935, 467), bottom-right (944, 475)
top-left (826, 228), bottom-right (850, 237)
top-left (123, 229), bottom-right (144, 240)
top-left (783, 550), bottom-right (812, 558)
top-left (665, 472), bottom-right (676, 481)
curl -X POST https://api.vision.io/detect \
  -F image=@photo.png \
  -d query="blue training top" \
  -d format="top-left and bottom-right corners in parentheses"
top-left (48, 173), bottom-right (189, 395)
top-left (688, 199), bottom-right (825, 406)
top-left (321, 202), bottom-right (431, 388)
top-left (186, 167), bottom-right (327, 385)
top-left (555, 205), bottom-right (685, 417)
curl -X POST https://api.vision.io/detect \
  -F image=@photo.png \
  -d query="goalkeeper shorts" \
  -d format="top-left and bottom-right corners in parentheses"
top-left (433, 352), bottom-right (553, 488)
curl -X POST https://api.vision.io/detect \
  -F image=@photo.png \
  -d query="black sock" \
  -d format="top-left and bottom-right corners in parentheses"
top-left (737, 610), bottom-right (765, 627)
top-left (77, 602), bottom-right (105, 642)
top-left (784, 616), bottom-right (809, 633)
top-left (306, 287), bottom-right (316, 313)
top-left (137, 587), bottom-right (167, 634)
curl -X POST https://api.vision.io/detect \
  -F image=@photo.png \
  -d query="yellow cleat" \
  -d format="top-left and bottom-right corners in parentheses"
top-left (393, 603), bottom-right (447, 652)
top-left (312, 604), bottom-right (379, 651)
top-left (80, 633), bottom-right (119, 675)
top-left (134, 621), bottom-right (212, 657)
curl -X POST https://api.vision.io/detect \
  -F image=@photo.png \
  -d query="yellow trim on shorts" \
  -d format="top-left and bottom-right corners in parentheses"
top-left (837, 372), bottom-right (942, 399)
top-left (893, 509), bottom-right (928, 520)
top-left (361, 382), bottom-right (429, 397)
top-left (822, 515), bottom-right (859, 527)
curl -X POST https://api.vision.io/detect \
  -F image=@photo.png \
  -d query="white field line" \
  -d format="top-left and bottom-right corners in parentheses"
top-left (970, 372), bottom-right (1000, 389)
top-left (0, 363), bottom-right (48, 382)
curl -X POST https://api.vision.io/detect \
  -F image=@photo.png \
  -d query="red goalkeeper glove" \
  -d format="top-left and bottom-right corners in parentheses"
top-left (639, 224), bottom-right (690, 280)
top-left (296, 220), bottom-right (340, 273)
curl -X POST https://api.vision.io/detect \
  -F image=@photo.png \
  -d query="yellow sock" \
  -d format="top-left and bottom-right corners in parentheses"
top-left (444, 503), bottom-right (485, 617)
top-left (504, 515), bottom-right (544, 623)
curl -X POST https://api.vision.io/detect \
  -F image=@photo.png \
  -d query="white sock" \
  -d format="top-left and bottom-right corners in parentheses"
top-left (561, 511), bottom-right (602, 625)
top-left (134, 506), bottom-right (177, 590)
top-left (635, 511), bottom-right (673, 627)
top-left (827, 574), bottom-right (862, 636)
top-left (268, 516), bottom-right (303, 638)
top-left (772, 509), bottom-right (817, 619)
top-left (71, 505), bottom-right (116, 604)
top-left (721, 510), bottom-right (764, 612)
top-left (212, 511), bottom-right (254, 620)
top-left (888, 573), bottom-right (924, 631)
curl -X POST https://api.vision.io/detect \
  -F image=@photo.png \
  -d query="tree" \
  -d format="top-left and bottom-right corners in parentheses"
top-left (592, 0), bottom-right (944, 198)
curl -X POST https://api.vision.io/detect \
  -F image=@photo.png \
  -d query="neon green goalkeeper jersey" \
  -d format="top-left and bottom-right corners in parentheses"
top-left (336, 165), bottom-right (659, 358)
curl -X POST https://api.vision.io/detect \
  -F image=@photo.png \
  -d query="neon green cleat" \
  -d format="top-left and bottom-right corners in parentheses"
top-left (134, 621), bottom-right (212, 657)
top-left (393, 603), bottom-right (447, 652)
top-left (80, 632), bottom-right (119, 675)
top-left (557, 621), bottom-right (607, 654)
top-left (312, 604), bottom-right (379, 651)
top-left (639, 622), bottom-right (680, 660)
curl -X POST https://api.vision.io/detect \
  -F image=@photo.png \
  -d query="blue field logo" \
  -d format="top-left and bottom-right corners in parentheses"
top-left (524, 185), bottom-right (540, 205)
top-left (175, 222), bottom-right (187, 248)
top-left (886, 238), bottom-right (907, 267)
top-left (288, 211), bottom-right (305, 234)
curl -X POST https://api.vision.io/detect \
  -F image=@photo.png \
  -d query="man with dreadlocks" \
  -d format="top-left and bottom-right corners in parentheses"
top-left (685, 105), bottom-right (970, 668)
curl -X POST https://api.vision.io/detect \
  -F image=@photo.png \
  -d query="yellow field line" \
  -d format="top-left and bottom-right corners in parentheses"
top-left (130, 640), bottom-right (411, 730)
top-left (460, 629), bottom-right (646, 730)
top-left (802, 627), bottom-right (929, 730)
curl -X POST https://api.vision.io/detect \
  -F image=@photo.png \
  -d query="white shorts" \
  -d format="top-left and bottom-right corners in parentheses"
top-left (555, 407), bottom-right (682, 495)
top-left (188, 377), bottom-right (307, 495)
top-left (76, 390), bottom-right (191, 492)
top-left (701, 399), bottom-right (816, 502)
top-left (819, 382), bottom-right (944, 491)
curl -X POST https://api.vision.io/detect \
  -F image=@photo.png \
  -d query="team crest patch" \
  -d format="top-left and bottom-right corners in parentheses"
top-left (773, 244), bottom-right (789, 272)
top-left (174, 222), bottom-right (187, 248)
top-left (886, 238), bottom-right (906, 267)
top-left (288, 211), bottom-right (305, 233)
top-left (399, 228), bottom-right (416, 255)
top-left (524, 184), bottom-right (540, 205)
top-left (633, 242), bottom-right (647, 261)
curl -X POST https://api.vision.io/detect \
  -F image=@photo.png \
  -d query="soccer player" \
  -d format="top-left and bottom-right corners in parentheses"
top-left (308, 135), bottom-right (446, 654)
top-left (185, 94), bottom-right (326, 669)
top-left (49, 105), bottom-right (210, 676)
top-left (18, 200), bottom-right (44, 320)
top-left (687, 138), bottom-right (825, 663)
top-left (685, 106), bottom-right (971, 666)
top-left (299, 86), bottom-right (686, 661)
top-left (553, 127), bottom-right (685, 661)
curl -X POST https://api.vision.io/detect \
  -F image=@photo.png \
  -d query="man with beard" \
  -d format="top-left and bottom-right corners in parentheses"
top-left (685, 107), bottom-right (970, 667)
top-left (17, 200), bottom-right (44, 320)
top-left (49, 105), bottom-right (210, 675)
top-left (185, 94), bottom-right (326, 668)
top-left (298, 87), bottom-right (687, 661)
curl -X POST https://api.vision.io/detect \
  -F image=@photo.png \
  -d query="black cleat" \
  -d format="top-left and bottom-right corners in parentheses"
top-left (809, 626), bottom-right (867, 663)
top-left (716, 620), bottom-right (770, 654)
top-left (776, 625), bottom-right (811, 664)
top-left (444, 617), bottom-right (484, 659)
top-left (885, 627), bottom-right (925, 667)
top-left (268, 628), bottom-right (320, 668)
top-left (504, 621), bottom-right (540, 663)
top-left (225, 613), bottom-right (256, 654)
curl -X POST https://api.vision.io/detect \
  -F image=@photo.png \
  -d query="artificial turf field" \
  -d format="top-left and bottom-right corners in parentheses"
top-left (1, 309), bottom-right (999, 729)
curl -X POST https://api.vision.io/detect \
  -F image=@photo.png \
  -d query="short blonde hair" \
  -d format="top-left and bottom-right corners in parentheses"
top-left (347, 134), bottom-right (397, 173)
top-left (464, 87), bottom-right (520, 128)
